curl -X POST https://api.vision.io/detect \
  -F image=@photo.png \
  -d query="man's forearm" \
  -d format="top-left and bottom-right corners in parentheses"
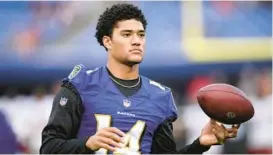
top-left (40, 135), bottom-right (93, 154)
top-left (177, 137), bottom-right (211, 154)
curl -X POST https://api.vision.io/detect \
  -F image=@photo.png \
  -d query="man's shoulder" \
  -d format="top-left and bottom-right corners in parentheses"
top-left (67, 64), bottom-right (104, 81)
top-left (141, 76), bottom-right (178, 119)
top-left (65, 64), bottom-right (104, 89)
top-left (141, 76), bottom-right (172, 94)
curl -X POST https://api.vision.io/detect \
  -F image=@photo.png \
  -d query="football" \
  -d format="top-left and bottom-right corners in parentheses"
top-left (197, 83), bottom-right (255, 124)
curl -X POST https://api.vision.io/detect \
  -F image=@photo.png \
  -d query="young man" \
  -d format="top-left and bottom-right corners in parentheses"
top-left (40, 3), bottom-right (240, 154)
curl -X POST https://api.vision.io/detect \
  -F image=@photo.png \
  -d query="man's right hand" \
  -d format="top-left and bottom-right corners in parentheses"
top-left (85, 127), bottom-right (126, 152)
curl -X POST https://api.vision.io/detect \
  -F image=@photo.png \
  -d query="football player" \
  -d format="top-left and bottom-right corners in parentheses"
top-left (40, 3), bottom-right (239, 154)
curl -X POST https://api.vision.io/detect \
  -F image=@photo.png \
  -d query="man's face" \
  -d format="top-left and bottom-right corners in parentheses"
top-left (105, 19), bottom-right (146, 66)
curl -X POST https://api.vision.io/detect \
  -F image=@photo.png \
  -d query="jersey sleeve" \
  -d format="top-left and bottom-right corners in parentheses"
top-left (39, 81), bottom-right (94, 154)
top-left (66, 64), bottom-right (87, 90)
top-left (151, 117), bottom-right (211, 154)
top-left (166, 90), bottom-right (178, 122)
top-left (151, 88), bottom-right (211, 153)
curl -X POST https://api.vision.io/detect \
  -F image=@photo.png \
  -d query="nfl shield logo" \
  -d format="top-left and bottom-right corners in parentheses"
top-left (60, 97), bottom-right (68, 106)
top-left (123, 99), bottom-right (131, 108)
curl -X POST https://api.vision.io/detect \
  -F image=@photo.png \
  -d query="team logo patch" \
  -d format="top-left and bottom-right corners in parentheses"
top-left (68, 65), bottom-right (82, 79)
top-left (60, 97), bottom-right (68, 106)
top-left (123, 99), bottom-right (131, 108)
top-left (226, 112), bottom-right (236, 119)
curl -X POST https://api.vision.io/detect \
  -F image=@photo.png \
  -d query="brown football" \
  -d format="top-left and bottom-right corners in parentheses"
top-left (197, 83), bottom-right (255, 124)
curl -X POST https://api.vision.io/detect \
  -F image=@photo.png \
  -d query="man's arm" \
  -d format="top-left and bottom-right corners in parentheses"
top-left (151, 117), bottom-right (211, 154)
top-left (40, 81), bottom-right (94, 154)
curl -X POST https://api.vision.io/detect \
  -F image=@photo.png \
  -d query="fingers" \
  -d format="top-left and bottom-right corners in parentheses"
top-left (210, 119), bottom-right (217, 125)
top-left (210, 120), bottom-right (226, 130)
top-left (99, 131), bottom-right (124, 143)
top-left (226, 124), bottom-right (240, 139)
top-left (97, 127), bottom-right (126, 147)
top-left (232, 124), bottom-right (241, 129)
top-left (213, 122), bottom-right (227, 134)
top-left (217, 122), bottom-right (226, 131)
top-left (106, 127), bottom-right (126, 137)
top-left (213, 122), bottom-right (240, 141)
top-left (98, 127), bottom-right (125, 142)
top-left (226, 132), bottom-right (237, 139)
top-left (211, 121), bottom-right (230, 144)
top-left (86, 135), bottom-right (121, 152)
top-left (209, 119), bottom-right (240, 145)
top-left (86, 127), bottom-right (126, 151)
top-left (99, 136), bottom-right (124, 149)
top-left (212, 128), bottom-right (225, 144)
top-left (226, 126), bottom-right (238, 133)
top-left (96, 141), bottom-right (117, 152)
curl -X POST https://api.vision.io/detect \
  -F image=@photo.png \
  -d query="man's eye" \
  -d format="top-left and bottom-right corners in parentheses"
top-left (122, 33), bottom-right (131, 37)
top-left (139, 33), bottom-right (145, 37)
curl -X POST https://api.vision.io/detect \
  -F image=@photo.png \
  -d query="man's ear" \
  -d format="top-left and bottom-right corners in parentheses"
top-left (102, 36), bottom-right (112, 51)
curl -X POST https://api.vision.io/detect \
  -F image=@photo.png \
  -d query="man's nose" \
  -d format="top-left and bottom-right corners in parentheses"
top-left (131, 34), bottom-right (141, 46)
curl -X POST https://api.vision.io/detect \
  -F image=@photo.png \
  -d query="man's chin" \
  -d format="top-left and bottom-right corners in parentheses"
top-left (126, 60), bottom-right (142, 66)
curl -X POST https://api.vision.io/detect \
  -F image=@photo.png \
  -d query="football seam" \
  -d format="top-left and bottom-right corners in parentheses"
top-left (199, 89), bottom-right (251, 104)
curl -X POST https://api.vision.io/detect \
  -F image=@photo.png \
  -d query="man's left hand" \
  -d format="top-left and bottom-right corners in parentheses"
top-left (199, 119), bottom-right (240, 146)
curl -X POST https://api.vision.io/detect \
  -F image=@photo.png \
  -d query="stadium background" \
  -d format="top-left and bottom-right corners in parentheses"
top-left (0, 1), bottom-right (271, 154)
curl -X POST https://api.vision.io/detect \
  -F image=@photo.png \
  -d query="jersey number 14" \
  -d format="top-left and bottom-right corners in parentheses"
top-left (95, 114), bottom-right (146, 154)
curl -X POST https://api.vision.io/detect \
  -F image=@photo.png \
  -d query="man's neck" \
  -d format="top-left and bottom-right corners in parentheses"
top-left (107, 60), bottom-right (139, 80)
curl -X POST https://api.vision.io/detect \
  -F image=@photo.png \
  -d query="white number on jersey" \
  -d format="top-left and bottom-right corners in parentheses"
top-left (94, 114), bottom-right (146, 154)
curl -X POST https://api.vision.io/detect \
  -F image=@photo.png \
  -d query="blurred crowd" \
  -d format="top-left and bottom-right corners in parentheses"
top-left (0, 82), bottom-right (61, 153)
top-left (0, 66), bottom-right (271, 154)
top-left (4, 1), bottom-right (120, 60)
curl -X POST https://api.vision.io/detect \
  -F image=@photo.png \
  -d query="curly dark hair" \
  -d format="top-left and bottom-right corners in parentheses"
top-left (95, 3), bottom-right (147, 49)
